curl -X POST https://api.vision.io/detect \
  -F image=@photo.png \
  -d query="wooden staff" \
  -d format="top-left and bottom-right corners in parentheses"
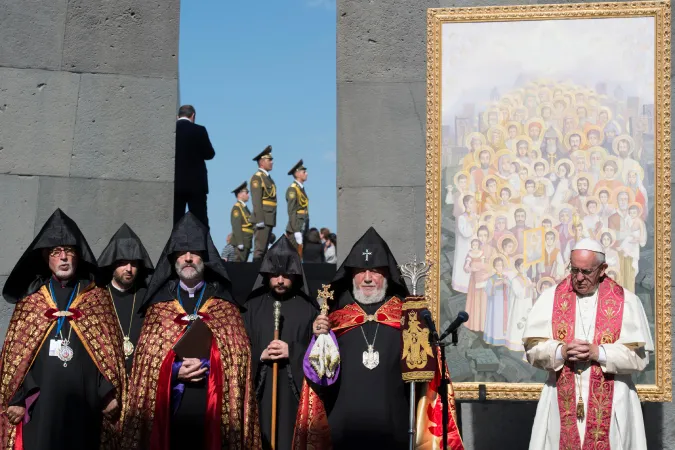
top-left (271, 300), bottom-right (281, 450)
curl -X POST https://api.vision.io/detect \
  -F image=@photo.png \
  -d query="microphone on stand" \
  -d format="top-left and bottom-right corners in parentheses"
top-left (439, 311), bottom-right (469, 341)
top-left (419, 309), bottom-right (439, 343)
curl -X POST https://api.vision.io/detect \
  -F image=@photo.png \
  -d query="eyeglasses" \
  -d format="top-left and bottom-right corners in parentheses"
top-left (568, 264), bottom-right (601, 277)
top-left (48, 246), bottom-right (77, 257)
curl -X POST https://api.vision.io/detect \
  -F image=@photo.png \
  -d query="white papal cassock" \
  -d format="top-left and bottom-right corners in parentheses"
top-left (522, 285), bottom-right (653, 450)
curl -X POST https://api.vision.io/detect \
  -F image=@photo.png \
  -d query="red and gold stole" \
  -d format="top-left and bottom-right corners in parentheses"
top-left (293, 297), bottom-right (402, 450)
top-left (0, 284), bottom-right (126, 450)
top-left (121, 298), bottom-right (260, 450)
top-left (293, 297), bottom-right (464, 450)
top-left (552, 276), bottom-right (624, 450)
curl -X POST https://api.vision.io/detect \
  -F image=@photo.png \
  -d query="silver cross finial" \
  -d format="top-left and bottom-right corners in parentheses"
top-left (363, 249), bottom-right (372, 261)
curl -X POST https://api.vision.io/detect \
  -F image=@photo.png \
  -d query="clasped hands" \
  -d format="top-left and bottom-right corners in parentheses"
top-left (177, 357), bottom-right (208, 383)
top-left (261, 340), bottom-right (289, 362)
top-left (562, 339), bottom-right (600, 363)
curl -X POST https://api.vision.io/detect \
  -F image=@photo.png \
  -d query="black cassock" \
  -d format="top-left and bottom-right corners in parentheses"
top-left (108, 285), bottom-right (146, 374)
top-left (314, 295), bottom-right (410, 450)
top-left (244, 292), bottom-right (317, 450)
top-left (10, 280), bottom-right (114, 450)
top-left (169, 283), bottom-right (218, 450)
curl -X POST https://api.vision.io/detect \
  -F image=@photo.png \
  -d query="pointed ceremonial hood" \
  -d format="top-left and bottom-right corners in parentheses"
top-left (2, 208), bottom-right (98, 304)
top-left (330, 227), bottom-right (409, 309)
top-left (97, 223), bottom-right (155, 287)
top-left (142, 212), bottom-right (235, 308)
top-left (247, 236), bottom-right (318, 308)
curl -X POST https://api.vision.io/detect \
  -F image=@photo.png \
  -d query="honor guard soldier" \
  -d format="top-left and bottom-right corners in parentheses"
top-left (231, 181), bottom-right (254, 262)
top-left (250, 145), bottom-right (277, 261)
top-left (286, 160), bottom-right (309, 255)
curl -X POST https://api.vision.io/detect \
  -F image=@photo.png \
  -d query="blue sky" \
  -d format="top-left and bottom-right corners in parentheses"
top-left (178, 0), bottom-right (336, 252)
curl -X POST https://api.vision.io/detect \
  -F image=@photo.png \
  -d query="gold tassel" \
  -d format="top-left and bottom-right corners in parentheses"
top-left (575, 369), bottom-right (585, 420)
top-left (576, 395), bottom-right (585, 420)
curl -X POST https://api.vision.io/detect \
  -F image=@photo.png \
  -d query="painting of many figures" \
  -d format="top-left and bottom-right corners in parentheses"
top-left (425, 3), bottom-right (671, 400)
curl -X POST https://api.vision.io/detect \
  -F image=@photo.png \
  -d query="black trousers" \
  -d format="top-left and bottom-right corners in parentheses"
top-left (174, 191), bottom-right (209, 228)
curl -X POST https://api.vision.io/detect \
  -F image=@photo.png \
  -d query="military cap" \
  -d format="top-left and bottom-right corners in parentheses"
top-left (288, 159), bottom-right (307, 176)
top-left (253, 145), bottom-right (273, 161)
top-left (232, 181), bottom-right (248, 195)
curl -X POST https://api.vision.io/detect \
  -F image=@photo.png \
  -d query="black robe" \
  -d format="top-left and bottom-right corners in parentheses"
top-left (108, 285), bottom-right (146, 374)
top-left (244, 292), bottom-right (317, 450)
top-left (10, 279), bottom-right (114, 450)
top-left (169, 283), bottom-right (218, 450)
top-left (315, 295), bottom-right (410, 450)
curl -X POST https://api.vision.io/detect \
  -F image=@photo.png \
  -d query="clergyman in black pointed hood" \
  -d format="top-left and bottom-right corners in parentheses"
top-left (0, 208), bottom-right (126, 450)
top-left (97, 223), bottom-right (155, 372)
top-left (295, 227), bottom-right (413, 449)
top-left (122, 212), bottom-right (260, 449)
top-left (244, 236), bottom-right (319, 450)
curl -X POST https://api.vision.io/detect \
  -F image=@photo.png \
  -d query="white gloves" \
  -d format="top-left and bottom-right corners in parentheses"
top-left (256, 222), bottom-right (265, 229)
top-left (237, 245), bottom-right (244, 250)
top-left (294, 232), bottom-right (303, 245)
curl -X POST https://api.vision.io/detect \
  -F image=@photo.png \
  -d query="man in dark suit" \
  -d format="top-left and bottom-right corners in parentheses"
top-left (174, 104), bottom-right (215, 227)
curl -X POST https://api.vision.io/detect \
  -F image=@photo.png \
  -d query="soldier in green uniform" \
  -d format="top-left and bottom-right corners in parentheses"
top-left (286, 160), bottom-right (309, 255)
top-left (230, 181), bottom-right (254, 262)
top-left (250, 145), bottom-right (277, 261)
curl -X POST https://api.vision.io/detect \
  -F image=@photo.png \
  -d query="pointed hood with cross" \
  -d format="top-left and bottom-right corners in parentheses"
top-left (329, 227), bottom-right (409, 309)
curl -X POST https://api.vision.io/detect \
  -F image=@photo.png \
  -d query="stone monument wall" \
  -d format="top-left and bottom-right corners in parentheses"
top-left (336, 0), bottom-right (674, 447)
top-left (0, 0), bottom-right (180, 337)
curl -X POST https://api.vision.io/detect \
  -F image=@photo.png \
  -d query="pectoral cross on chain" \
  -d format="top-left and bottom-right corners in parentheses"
top-left (363, 249), bottom-right (372, 261)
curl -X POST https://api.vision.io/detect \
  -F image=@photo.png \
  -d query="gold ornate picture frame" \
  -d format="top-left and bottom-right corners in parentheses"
top-left (425, 2), bottom-right (671, 401)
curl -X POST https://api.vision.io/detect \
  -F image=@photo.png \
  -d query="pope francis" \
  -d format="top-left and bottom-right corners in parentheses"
top-left (523, 238), bottom-right (653, 450)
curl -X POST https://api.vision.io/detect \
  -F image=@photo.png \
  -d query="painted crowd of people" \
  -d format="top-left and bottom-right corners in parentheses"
top-left (446, 79), bottom-right (650, 351)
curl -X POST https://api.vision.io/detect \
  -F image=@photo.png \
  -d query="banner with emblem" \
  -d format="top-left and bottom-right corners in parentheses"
top-left (401, 296), bottom-right (436, 382)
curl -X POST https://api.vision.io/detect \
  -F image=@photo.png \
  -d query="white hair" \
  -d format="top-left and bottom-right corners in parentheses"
top-left (175, 258), bottom-right (205, 282)
top-left (352, 278), bottom-right (388, 305)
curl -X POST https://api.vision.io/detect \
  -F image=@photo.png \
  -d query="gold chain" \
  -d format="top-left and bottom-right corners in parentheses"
top-left (108, 285), bottom-right (137, 338)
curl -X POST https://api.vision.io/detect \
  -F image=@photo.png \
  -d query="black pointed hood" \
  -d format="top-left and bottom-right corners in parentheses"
top-left (97, 223), bottom-right (155, 287)
top-left (2, 209), bottom-right (98, 304)
top-left (330, 227), bottom-right (409, 309)
top-left (142, 212), bottom-right (235, 308)
top-left (247, 236), bottom-right (318, 308)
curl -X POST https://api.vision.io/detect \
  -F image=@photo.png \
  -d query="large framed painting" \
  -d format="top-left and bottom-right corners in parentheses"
top-left (425, 2), bottom-right (671, 400)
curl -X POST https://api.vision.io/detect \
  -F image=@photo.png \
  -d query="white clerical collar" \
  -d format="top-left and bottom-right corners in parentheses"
top-left (177, 117), bottom-right (192, 122)
top-left (179, 280), bottom-right (205, 298)
top-left (111, 279), bottom-right (132, 293)
top-left (294, 180), bottom-right (304, 188)
top-left (258, 168), bottom-right (270, 176)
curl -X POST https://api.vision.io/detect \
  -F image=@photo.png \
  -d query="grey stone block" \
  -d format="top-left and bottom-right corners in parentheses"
top-left (35, 176), bottom-right (173, 261)
top-left (337, 186), bottom-right (416, 265)
top-left (0, 68), bottom-right (80, 177)
top-left (61, 0), bottom-right (179, 77)
top-left (0, 0), bottom-right (67, 71)
top-left (0, 277), bottom-right (12, 343)
top-left (337, 82), bottom-right (426, 187)
top-left (70, 74), bottom-right (177, 183)
top-left (338, 1), bottom-right (439, 82)
top-left (0, 175), bottom-right (40, 276)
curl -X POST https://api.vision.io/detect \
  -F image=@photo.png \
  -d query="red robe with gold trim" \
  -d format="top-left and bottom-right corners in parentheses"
top-left (0, 283), bottom-right (126, 450)
top-left (121, 297), bottom-right (261, 450)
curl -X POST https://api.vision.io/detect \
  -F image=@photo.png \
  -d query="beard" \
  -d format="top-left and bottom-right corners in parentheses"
top-left (352, 278), bottom-right (388, 305)
top-left (53, 264), bottom-right (75, 280)
top-left (112, 271), bottom-right (136, 290)
top-left (175, 259), bottom-right (205, 282)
